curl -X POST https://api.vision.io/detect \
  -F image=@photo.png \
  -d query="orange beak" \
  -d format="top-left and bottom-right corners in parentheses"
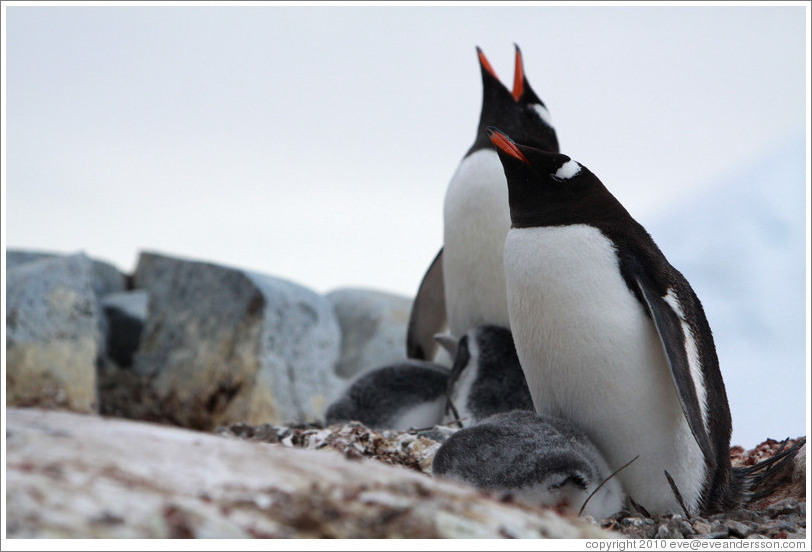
top-left (512, 44), bottom-right (524, 101)
top-left (488, 127), bottom-right (529, 163)
top-left (476, 46), bottom-right (499, 81)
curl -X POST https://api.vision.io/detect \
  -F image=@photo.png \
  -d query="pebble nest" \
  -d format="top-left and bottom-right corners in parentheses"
top-left (218, 422), bottom-right (806, 539)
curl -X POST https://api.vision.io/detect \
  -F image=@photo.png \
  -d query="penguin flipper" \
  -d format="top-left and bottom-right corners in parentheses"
top-left (407, 248), bottom-right (448, 360)
top-left (633, 274), bottom-right (716, 469)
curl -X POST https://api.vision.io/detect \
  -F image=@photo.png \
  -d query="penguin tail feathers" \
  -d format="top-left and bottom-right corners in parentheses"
top-left (733, 436), bottom-right (806, 504)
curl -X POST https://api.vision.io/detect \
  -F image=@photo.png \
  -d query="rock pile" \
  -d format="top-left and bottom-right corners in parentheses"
top-left (5, 248), bottom-right (412, 429)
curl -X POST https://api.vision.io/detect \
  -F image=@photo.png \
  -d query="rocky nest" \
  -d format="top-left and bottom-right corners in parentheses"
top-left (219, 422), bottom-right (807, 539)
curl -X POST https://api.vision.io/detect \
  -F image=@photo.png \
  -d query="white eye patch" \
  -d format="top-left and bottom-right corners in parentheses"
top-left (552, 159), bottom-right (581, 181)
top-left (532, 104), bottom-right (554, 128)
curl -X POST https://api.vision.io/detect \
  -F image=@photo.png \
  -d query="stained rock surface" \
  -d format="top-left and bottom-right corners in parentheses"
top-left (131, 252), bottom-right (344, 430)
top-left (326, 287), bottom-right (413, 379)
top-left (6, 408), bottom-right (614, 539)
top-left (6, 253), bottom-right (101, 413)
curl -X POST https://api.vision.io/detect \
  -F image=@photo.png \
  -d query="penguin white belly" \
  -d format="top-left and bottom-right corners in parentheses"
top-left (443, 149), bottom-right (512, 337)
top-left (390, 397), bottom-right (447, 431)
top-left (504, 224), bottom-right (706, 514)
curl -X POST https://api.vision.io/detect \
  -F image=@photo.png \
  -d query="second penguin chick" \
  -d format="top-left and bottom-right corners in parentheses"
top-left (436, 324), bottom-right (534, 426)
top-left (324, 360), bottom-right (450, 431)
top-left (432, 410), bottom-right (626, 520)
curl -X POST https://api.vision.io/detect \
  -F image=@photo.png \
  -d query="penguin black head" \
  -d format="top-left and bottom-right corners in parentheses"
top-left (488, 127), bottom-right (633, 230)
top-left (512, 44), bottom-right (559, 152)
top-left (468, 46), bottom-right (559, 156)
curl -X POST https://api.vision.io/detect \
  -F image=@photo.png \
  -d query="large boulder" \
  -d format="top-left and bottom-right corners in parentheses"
top-left (131, 252), bottom-right (343, 429)
top-left (6, 248), bottom-right (127, 299)
top-left (5, 408), bottom-right (616, 538)
top-left (326, 287), bottom-right (413, 379)
top-left (6, 253), bottom-right (101, 412)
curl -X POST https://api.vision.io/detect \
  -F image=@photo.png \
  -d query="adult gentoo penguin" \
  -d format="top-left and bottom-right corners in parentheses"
top-left (488, 128), bottom-right (737, 515)
top-left (406, 45), bottom-right (559, 360)
top-left (432, 410), bottom-right (626, 520)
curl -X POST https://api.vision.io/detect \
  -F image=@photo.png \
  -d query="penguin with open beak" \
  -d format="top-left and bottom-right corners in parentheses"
top-left (407, 45), bottom-right (559, 361)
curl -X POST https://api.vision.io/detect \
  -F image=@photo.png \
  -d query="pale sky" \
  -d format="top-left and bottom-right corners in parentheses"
top-left (4, 3), bottom-right (807, 297)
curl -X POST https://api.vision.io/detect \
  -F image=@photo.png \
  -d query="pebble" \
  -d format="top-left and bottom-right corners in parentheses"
top-left (678, 520), bottom-right (694, 537)
top-left (692, 519), bottom-right (711, 533)
top-left (766, 498), bottom-right (801, 516)
top-left (655, 521), bottom-right (683, 539)
top-left (726, 520), bottom-right (753, 538)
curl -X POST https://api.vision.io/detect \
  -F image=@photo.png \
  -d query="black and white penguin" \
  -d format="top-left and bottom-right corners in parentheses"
top-left (435, 324), bottom-right (534, 426)
top-left (487, 128), bottom-right (738, 515)
top-left (407, 45), bottom-right (559, 360)
top-left (432, 410), bottom-right (626, 520)
top-left (324, 361), bottom-right (450, 431)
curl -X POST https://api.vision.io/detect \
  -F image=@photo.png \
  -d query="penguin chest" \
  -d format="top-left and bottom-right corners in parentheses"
top-left (504, 225), bottom-right (666, 405)
top-left (503, 224), bottom-right (705, 513)
top-left (443, 149), bottom-right (512, 335)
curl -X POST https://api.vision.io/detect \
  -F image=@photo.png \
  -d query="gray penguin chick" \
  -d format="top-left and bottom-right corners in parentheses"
top-left (436, 324), bottom-right (534, 426)
top-left (432, 410), bottom-right (625, 519)
top-left (324, 360), bottom-right (450, 431)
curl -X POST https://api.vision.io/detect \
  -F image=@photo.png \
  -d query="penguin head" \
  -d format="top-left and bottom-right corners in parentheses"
top-left (488, 127), bottom-right (626, 229)
top-left (469, 46), bottom-right (559, 156)
top-left (511, 44), bottom-right (559, 152)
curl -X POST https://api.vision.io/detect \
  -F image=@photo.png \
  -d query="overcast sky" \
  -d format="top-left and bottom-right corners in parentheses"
top-left (4, 3), bottom-right (807, 298)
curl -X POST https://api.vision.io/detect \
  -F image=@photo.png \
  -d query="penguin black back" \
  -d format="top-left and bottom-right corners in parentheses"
top-left (445, 325), bottom-right (534, 425)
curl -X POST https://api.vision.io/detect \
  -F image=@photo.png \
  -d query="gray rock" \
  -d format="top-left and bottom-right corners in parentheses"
top-left (692, 519), bottom-right (712, 534)
top-left (726, 520), bottom-right (753, 538)
top-left (765, 498), bottom-right (801, 517)
top-left (709, 519), bottom-right (730, 535)
top-left (6, 248), bottom-right (126, 299)
top-left (101, 291), bottom-right (148, 368)
top-left (678, 520), bottom-right (695, 537)
top-left (6, 253), bottom-right (101, 412)
top-left (326, 288), bottom-right (413, 379)
top-left (132, 252), bottom-right (343, 429)
top-left (655, 519), bottom-right (684, 539)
